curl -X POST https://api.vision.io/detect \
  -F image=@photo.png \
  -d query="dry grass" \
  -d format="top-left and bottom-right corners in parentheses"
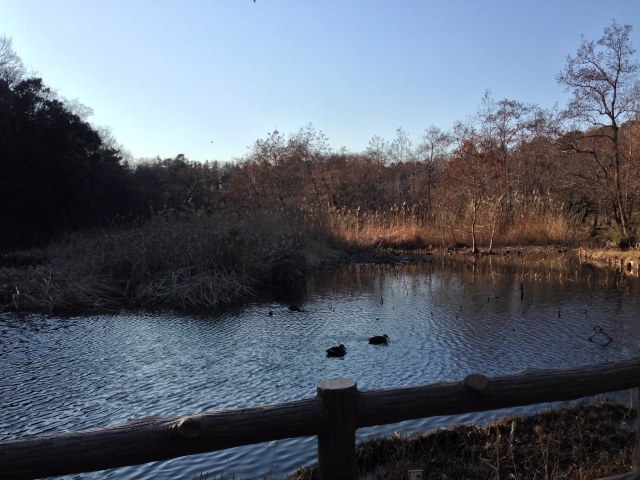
top-left (0, 202), bottom-right (628, 314)
top-left (506, 212), bottom-right (578, 246)
top-left (325, 205), bottom-right (442, 249)
top-left (326, 204), bottom-right (581, 251)
top-left (290, 403), bottom-right (637, 480)
top-left (578, 248), bottom-right (640, 276)
top-left (0, 210), bottom-right (342, 313)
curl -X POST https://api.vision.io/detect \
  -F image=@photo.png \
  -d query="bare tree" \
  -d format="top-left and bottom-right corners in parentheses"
top-left (440, 131), bottom-right (505, 254)
top-left (366, 135), bottom-right (390, 207)
top-left (366, 135), bottom-right (389, 166)
top-left (0, 35), bottom-right (26, 86)
top-left (96, 125), bottom-right (133, 164)
top-left (64, 98), bottom-right (94, 121)
top-left (557, 21), bottom-right (640, 235)
top-left (478, 92), bottom-right (534, 175)
top-left (416, 126), bottom-right (450, 219)
top-left (388, 127), bottom-right (413, 164)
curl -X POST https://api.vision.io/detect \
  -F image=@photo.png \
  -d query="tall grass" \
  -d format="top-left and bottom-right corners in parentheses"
top-left (0, 199), bottom-right (599, 313)
top-left (504, 195), bottom-right (580, 246)
top-left (290, 402), bottom-right (636, 480)
top-left (325, 204), bottom-right (442, 249)
top-left (325, 201), bottom-right (581, 250)
top-left (0, 210), bottom-right (342, 313)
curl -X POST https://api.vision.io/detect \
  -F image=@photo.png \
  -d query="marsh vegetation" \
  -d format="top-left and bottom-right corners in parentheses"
top-left (2, 20), bottom-right (640, 480)
top-left (1, 22), bottom-right (640, 314)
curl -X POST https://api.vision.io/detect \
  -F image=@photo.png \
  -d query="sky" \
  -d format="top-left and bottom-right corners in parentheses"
top-left (2, 1), bottom-right (639, 163)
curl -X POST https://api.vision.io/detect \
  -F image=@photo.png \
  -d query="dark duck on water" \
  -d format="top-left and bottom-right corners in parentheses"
top-left (368, 334), bottom-right (390, 345)
top-left (326, 344), bottom-right (347, 357)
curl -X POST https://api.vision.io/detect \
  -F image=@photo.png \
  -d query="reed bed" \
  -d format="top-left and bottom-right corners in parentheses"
top-left (506, 213), bottom-right (578, 247)
top-left (325, 203), bottom-right (581, 251)
top-left (325, 205), bottom-right (441, 249)
top-left (0, 211), bottom-right (341, 313)
top-left (0, 203), bottom-right (628, 314)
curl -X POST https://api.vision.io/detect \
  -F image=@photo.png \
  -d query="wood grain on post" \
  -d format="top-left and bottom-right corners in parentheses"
top-left (317, 378), bottom-right (358, 480)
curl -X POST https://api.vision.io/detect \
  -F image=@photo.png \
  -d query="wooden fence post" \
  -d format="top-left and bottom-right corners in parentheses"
top-left (317, 378), bottom-right (358, 480)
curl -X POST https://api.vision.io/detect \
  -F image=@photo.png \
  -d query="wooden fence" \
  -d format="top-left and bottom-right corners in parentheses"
top-left (2, 358), bottom-right (640, 480)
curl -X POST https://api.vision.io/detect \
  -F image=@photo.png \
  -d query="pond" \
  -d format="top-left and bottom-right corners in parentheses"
top-left (2, 257), bottom-right (640, 479)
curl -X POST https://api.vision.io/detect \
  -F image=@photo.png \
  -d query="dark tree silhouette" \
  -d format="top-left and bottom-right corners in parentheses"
top-left (0, 77), bottom-right (132, 249)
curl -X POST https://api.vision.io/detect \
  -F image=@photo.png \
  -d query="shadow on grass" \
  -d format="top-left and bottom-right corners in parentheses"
top-left (289, 402), bottom-right (636, 480)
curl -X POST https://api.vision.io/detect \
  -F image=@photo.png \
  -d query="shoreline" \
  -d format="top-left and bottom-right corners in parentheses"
top-left (289, 402), bottom-right (637, 480)
top-left (2, 243), bottom-right (639, 315)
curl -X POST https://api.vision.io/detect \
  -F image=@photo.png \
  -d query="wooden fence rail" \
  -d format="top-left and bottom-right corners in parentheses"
top-left (2, 358), bottom-right (640, 480)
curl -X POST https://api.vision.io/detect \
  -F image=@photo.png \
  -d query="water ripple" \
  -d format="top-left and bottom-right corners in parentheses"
top-left (1, 264), bottom-right (640, 478)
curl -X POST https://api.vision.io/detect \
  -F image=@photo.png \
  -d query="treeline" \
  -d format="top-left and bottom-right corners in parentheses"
top-left (0, 36), bottom-right (238, 250)
top-left (1, 21), bottom-right (639, 253)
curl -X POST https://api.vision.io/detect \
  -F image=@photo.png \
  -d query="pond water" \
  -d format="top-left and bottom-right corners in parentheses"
top-left (2, 258), bottom-right (640, 479)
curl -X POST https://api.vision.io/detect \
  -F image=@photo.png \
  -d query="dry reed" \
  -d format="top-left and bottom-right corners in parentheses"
top-left (0, 210), bottom-right (341, 313)
top-left (325, 202), bottom-right (581, 251)
top-left (290, 402), bottom-right (636, 480)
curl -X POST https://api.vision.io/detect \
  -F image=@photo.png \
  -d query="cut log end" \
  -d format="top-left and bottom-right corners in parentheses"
top-left (318, 378), bottom-right (357, 392)
top-left (176, 416), bottom-right (202, 439)
top-left (463, 374), bottom-right (491, 394)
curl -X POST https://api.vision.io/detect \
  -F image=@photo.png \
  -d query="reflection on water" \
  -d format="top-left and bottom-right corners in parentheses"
top-left (1, 259), bottom-right (640, 479)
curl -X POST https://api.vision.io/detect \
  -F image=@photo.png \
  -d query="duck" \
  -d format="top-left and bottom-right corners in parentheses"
top-left (369, 334), bottom-right (390, 345)
top-left (326, 344), bottom-right (347, 357)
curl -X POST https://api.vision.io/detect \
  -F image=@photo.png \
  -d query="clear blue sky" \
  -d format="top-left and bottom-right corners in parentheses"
top-left (2, 1), bottom-right (639, 162)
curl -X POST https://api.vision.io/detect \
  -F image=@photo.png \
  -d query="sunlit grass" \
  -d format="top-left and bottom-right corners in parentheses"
top-left (325, 204), bottom-right (442, 249)
top-left (325, 202), bottom-right (580, 251)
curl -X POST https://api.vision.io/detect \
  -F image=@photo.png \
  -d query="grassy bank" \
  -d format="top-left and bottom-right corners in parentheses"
top-left (0, 211), bottom-right (343, 313)
top-left (0, 206), bottom-right (636, 314)
top-left (290, 402), bottom-right (637, 480)
top-left (578, 248), bottom-right (640, 276)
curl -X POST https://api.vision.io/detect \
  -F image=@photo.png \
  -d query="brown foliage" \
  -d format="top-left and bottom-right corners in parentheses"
top-left (291, 403), bottom-right (636, 480)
